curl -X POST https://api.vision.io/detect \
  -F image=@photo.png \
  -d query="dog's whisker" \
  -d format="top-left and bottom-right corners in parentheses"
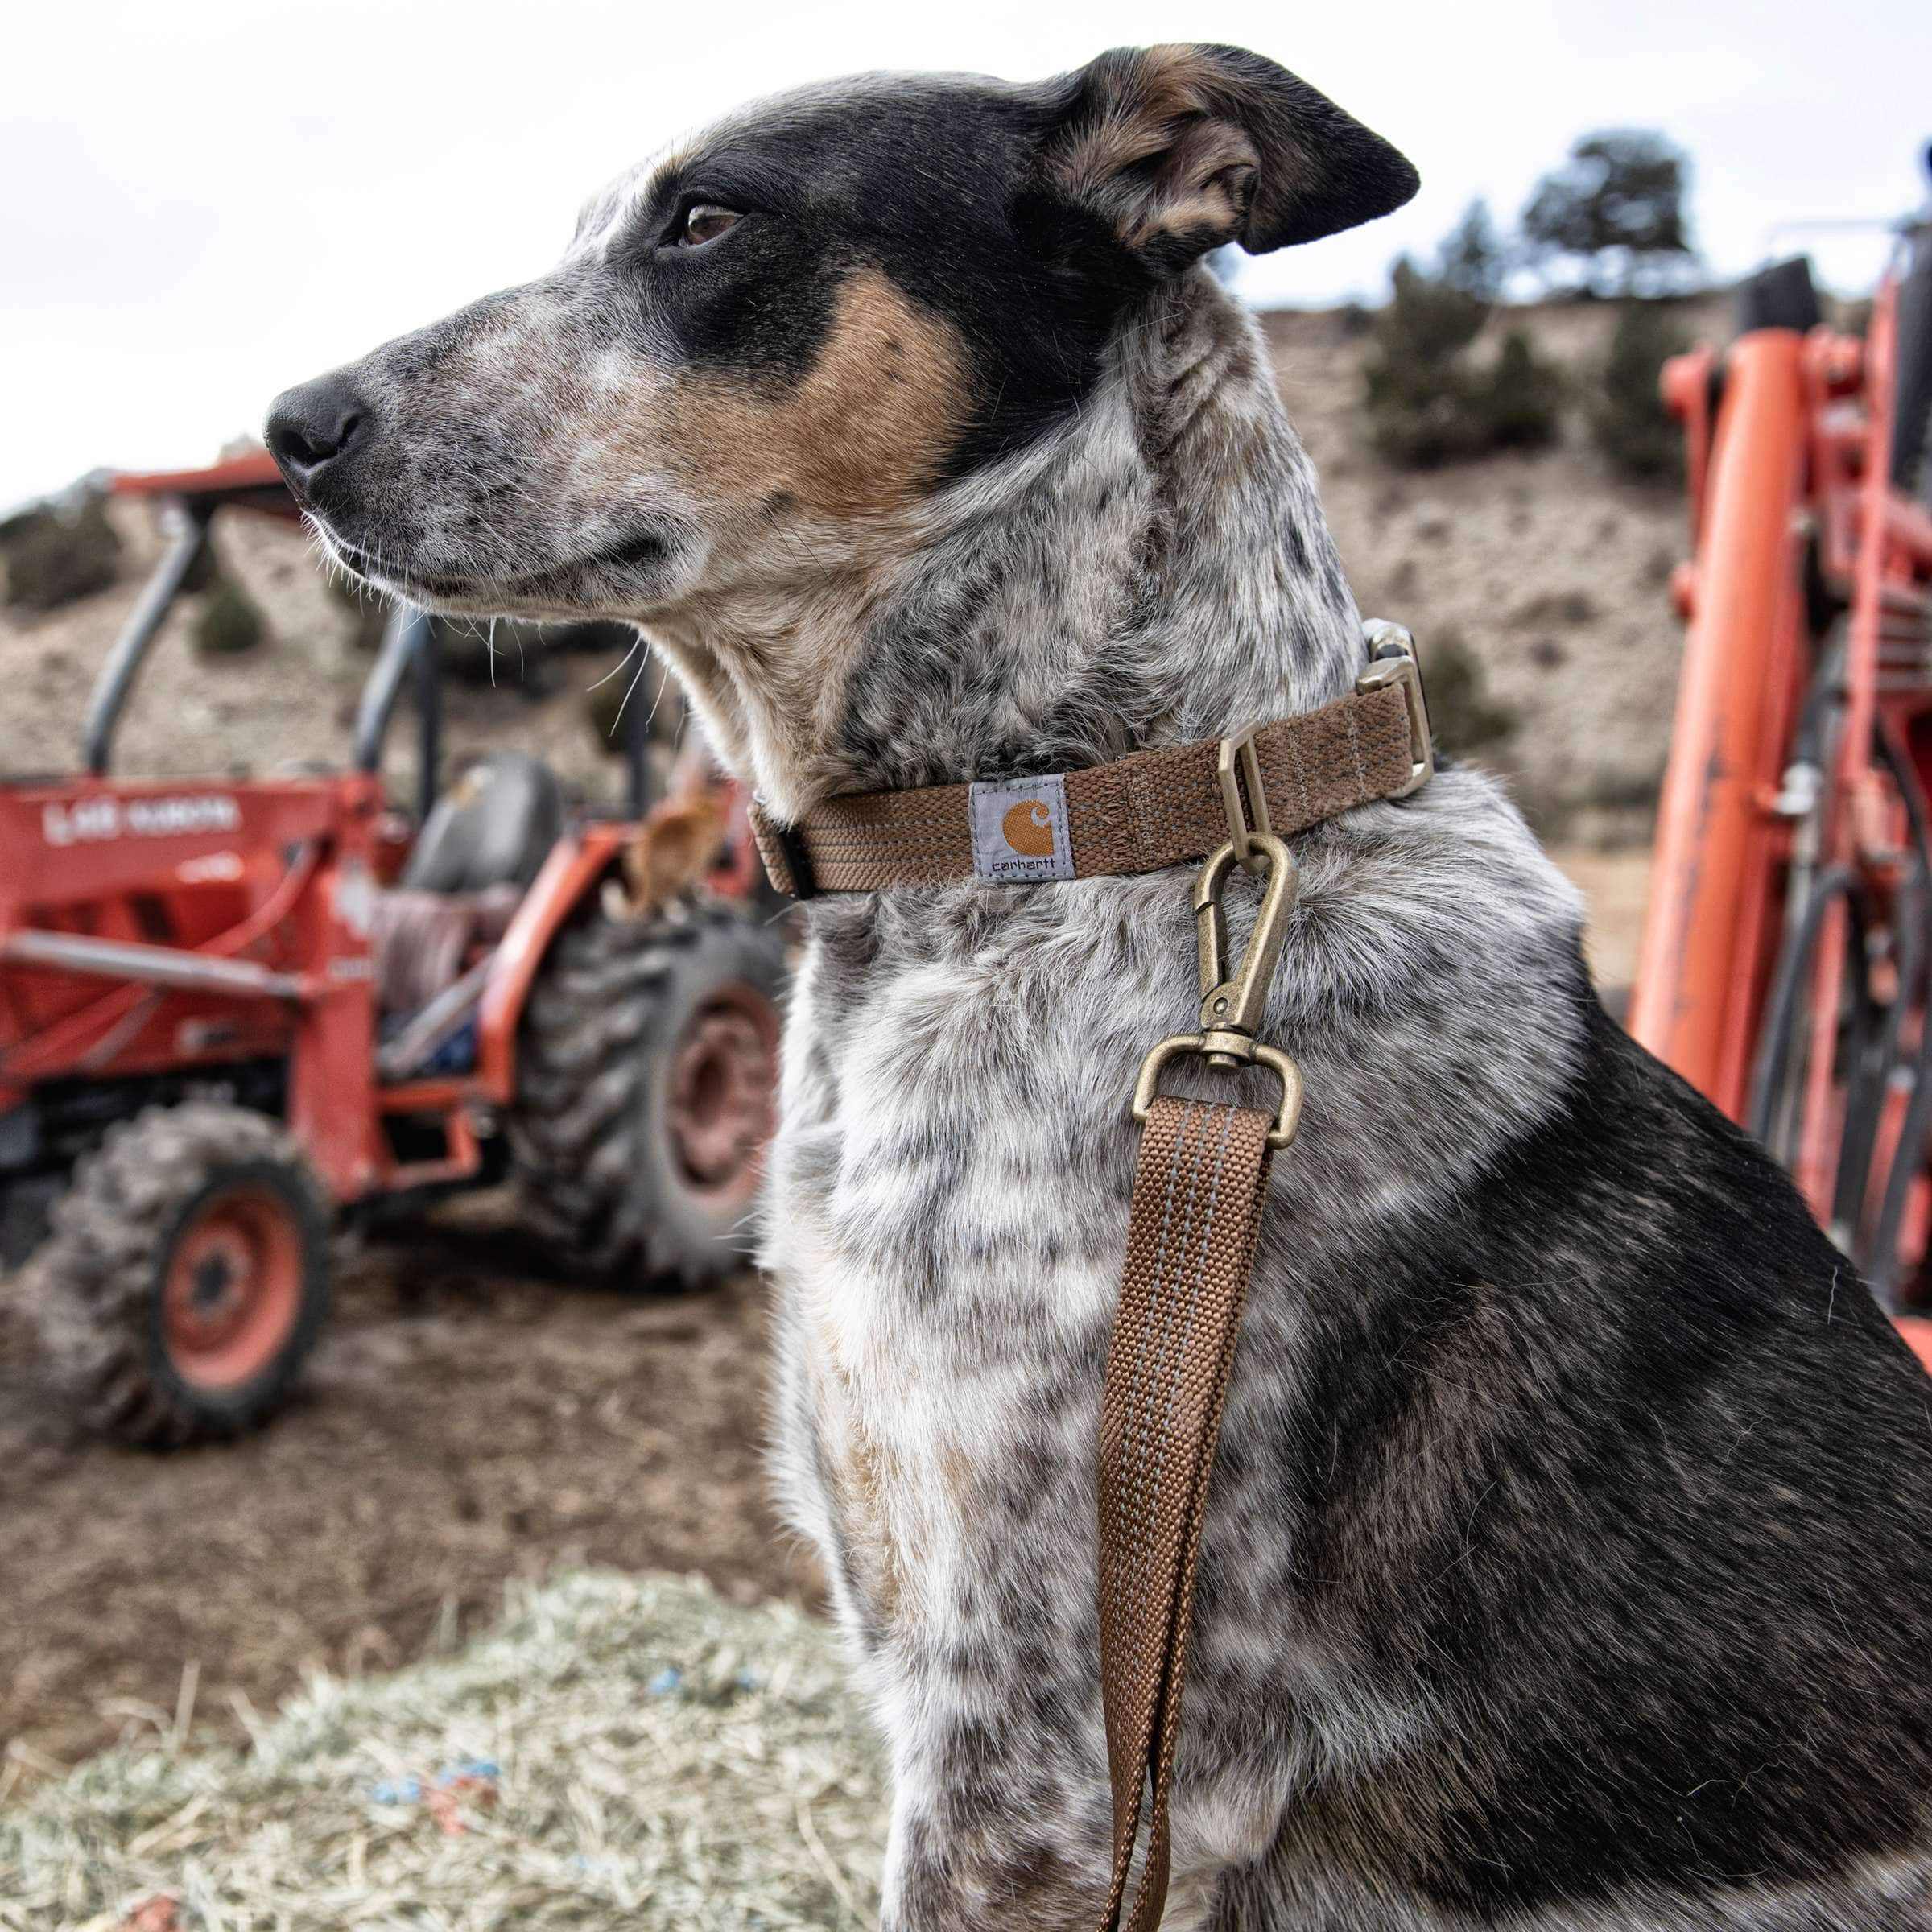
top-left (605, 652), bottom-right (650, 737)
top-left (585, 638), bottom-right (645, 692)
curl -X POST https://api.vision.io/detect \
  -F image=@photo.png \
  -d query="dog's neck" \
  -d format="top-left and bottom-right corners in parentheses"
top-left (649, 273), bottom-right (1365, 820)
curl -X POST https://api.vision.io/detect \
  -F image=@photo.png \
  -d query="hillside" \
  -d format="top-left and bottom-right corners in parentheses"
top-left (0, 295), bottom-right (1724, 873)
top-left (0, 504), bottom-right (650, 813)
top-left (1265, 294), bottom-right (1727, 846)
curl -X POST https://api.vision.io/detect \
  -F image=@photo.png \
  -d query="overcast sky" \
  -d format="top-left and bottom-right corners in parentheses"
top-left (4, 0), bottom-right (1929, 510)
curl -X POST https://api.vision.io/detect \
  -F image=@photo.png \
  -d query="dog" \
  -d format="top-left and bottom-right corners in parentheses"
top-left (267, 44), bottom-right (1932, 1930)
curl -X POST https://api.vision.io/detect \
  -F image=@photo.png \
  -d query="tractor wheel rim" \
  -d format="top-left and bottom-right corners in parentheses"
top-left (161, 1187), bottom-right (303, 1391)
top-left (666, 983), bottom-right (780, 1203)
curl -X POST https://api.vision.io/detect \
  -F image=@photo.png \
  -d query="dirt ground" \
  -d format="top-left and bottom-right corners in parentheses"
top-left (0, 857), bottom-right (1650, 1798)
top-left (0, 1197), bottom-right (820, 1787)
top-left (0, 295), bottom-right (1671, 1794)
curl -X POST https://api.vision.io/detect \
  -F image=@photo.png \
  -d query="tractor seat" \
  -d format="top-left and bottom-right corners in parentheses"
top-left (400, 753), bottom-right (565, 897)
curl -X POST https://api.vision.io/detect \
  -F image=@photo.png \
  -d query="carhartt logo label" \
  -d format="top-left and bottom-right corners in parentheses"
top-left (970, 774), bottom-right (1073, 883)
top-left (1001, 799), bottom-right (1056, 857)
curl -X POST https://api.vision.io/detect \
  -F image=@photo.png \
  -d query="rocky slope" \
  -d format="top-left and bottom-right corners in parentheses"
top-left (2, 296), bottom-right (1726, 857)
top-left (1266, 295), bottom-right (1727, 845)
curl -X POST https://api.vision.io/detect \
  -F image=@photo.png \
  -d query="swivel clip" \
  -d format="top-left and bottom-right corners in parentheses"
top-left (1131, 741), bottom-right (1306, 1150)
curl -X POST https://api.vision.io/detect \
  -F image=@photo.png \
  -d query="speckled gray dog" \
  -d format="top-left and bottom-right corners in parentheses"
top-left (269, 45), bottom-right (1932, 1930)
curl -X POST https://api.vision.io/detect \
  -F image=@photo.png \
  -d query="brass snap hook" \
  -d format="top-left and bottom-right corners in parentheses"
top-left (1193, 832), bottom-right (1299, 1064)
top-left (1132, 829), bottom-right (1306, 1150)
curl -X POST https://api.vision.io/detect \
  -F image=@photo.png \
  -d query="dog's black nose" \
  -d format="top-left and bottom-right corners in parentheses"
top-left (265, 373), bottom-right (369, 497)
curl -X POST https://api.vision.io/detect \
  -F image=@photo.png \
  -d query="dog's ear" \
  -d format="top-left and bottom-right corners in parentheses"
top-left (1037, 43), bottom-right (1418, 275)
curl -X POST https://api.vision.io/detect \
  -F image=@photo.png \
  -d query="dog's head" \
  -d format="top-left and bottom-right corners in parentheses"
top-left (267, 46), bottom-right (1414, 630)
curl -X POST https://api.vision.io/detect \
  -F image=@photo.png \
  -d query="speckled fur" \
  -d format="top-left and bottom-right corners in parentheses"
top-left (271, 49), bottom-right (1932, 1930)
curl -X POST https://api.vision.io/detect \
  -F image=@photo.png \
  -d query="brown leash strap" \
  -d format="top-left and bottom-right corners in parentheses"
top-left (1092, 699), bottom-right (1341, 1929)
top-left (1097, 1094), bottom-right (1277, 1930)
top-left (749, 648), bottom-right (1430, 898)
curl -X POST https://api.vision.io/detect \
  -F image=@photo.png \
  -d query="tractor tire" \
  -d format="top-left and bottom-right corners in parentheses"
top-left (26, 1104), bottom-right (331, 1447)
top-left (509, 896), bottom-right (786, 1286)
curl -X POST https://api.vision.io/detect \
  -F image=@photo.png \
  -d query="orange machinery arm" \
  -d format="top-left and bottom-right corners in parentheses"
top-left (1626, 332), bottom-right (1811, 1121)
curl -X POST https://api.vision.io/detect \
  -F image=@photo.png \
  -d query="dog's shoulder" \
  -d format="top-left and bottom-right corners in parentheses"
top-left (1293, 991), bottom-right (1932, 1922)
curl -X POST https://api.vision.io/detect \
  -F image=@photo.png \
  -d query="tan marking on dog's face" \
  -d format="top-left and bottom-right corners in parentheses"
top-left (627, 270), bottom-right (974, 803)
top-left (618, 268), bottom-right (969, 530)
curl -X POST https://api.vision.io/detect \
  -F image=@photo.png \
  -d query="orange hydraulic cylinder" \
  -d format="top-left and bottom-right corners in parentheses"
top-left (1628, 332), bottom-right (1809, 1117)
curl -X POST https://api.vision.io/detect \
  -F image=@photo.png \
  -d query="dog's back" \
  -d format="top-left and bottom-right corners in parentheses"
top-left (1256, 995), bottom-right (1932, 1926)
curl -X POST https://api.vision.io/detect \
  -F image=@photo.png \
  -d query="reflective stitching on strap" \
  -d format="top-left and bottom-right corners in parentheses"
top-left (1110, 1100), bottom-right (1203, 1616)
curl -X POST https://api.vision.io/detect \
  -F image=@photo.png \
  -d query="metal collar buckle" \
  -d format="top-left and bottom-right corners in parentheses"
top-left (1132, 623), bottom-right (1429, 1153)
top-left (1132, 822), bottom-right (1306, 1151)
top-left (1356, 619), bottom-right (1434, 799)
top-left (1216, 726), bottom-right (1272, 875)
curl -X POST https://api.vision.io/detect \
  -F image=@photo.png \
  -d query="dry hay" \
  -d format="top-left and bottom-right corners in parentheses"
top-left (0, 1571), bottom-right (885, 1930)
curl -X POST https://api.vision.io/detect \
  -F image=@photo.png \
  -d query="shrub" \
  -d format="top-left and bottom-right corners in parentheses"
top-left (1481, 328), bottom-right (1564, 451)
top-left (1381, 255), bottom-right (1489, 364)
top-left (192, 576), bottom-right (266, 656)
top-left (1521, 130), bottom-right (1699, 298)
top-left (0, 493), bottom-right (122, 612)
top-left (1364, 262), bottom-right (1563, 468)
top-left (1422, 627), bottom-right (1517, 760)
top-left (1365, 378), bottom-right (1485, 468)
top-left (1591, 301), bottom-right (1686, 480)
top-left (1363, 259), bottom-right (1492, 467)
top-left (1439, 199), bottom-right (1509, 303)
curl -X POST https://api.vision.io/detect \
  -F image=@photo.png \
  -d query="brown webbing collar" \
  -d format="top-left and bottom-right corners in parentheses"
top-left (748, 637), bottom-right (1430, 899)
top-left (771, 622), bottom-right (1432, 1930)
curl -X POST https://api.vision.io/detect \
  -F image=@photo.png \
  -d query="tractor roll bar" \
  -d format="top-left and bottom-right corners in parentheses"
top-left (353, 605), bottom-right (440, 824)
top-left (84, 508), bottom-right (212, 774)
top-left (360, 610), bottom-right (657, 821)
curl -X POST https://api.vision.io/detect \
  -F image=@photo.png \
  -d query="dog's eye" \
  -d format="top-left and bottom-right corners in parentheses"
top-left (680, 204), bottom-right (742, 247)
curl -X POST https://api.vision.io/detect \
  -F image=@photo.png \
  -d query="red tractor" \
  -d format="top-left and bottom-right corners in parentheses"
top-left (0, 453), bottom-right (787, 1446)
top-left (1630, 148), bottom-right (1932, 1343)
